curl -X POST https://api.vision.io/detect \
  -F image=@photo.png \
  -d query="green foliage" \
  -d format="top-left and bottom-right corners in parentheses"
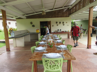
top-left (13, 28), bottom-right (17, 31)
top-left (9, 28), bottom-right (17, 35)
top-left (0, 29), bottom-right (3, 32)
top-left (0, 43), bottom-right (5, 48)
top-left (48, 42), bottom-right (53, 48)
top-left (0, 32), bottom-right (5, 40)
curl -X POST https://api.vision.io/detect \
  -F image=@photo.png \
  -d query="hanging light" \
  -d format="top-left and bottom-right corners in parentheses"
top-left (42, 11), bottom-right (46, 15)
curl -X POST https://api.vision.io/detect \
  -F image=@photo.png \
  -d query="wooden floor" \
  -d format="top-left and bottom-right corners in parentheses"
top-left (0, 39), bottom-right (97, 72)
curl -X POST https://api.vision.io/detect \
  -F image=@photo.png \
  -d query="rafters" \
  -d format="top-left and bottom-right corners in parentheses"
top-left (0, 0), bottom-right (34, 6)
top-left (24, 6), bottom-right (69, 16)
top-left (41, 0), bottom-right (45, 11)
top-left (0, 6), bottom-right (26, 18)
top-left (53, 0), bottom-right (57, 9)
top-left (26, 2), bottom-right (36, 13)
top-left (62, 0), bottom-right (70, 8)
top-left (0, 0), bottom-right (25, 16)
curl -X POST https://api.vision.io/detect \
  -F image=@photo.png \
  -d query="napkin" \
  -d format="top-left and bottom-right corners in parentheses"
top-left (56, 40), bottom-right (62, 42)
top-left (39, 41), bottom-right (46, 44)
top-left (57, 45), bottom-right (67, 48)
top-left (35, 47), bottom-right (45, 50)
top-left (43, 53), bottom-right (61, 58)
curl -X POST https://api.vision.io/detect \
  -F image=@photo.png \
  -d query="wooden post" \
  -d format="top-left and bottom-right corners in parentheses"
top-left (87, 7), bottom-right (93, 49)
top-left (1, 10), bottom-right (10, 51)
top-left (67, 60), bottom-right (71, 72)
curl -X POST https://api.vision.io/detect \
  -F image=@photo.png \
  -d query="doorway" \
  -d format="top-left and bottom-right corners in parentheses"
top-left (40, 21), bottom-right (51, 35)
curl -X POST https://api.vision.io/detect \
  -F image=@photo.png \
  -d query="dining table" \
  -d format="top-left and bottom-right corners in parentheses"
top-left (29, 35), bottom-right (76, 72)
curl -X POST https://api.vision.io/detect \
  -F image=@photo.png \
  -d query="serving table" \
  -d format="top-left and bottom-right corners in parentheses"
top-left (51, 32), bottom-right (70, 39)
top-left (29, 42), bottom-right (76, 72)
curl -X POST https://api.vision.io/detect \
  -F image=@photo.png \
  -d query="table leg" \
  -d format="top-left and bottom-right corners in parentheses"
top-left (67, 60), bottom-right (71, 72)
top-left (34, 61), bottom-right (37, 72)
top-left (68, 33), bottom-right (70, 39)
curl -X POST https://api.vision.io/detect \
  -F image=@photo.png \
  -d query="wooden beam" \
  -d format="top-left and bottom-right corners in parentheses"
top-left (62, 0), bottom-right (69, 8)
top-left (0, 6), bottom-right (26, 18)
top-left (1, 10), bottom-right (10, 51)
top-left (41, 0), bottom-right (45, 11)
top-left (87, 7), bottom-right (93, 49)
top-left (0, 0), bottom-right (34, 6)
top-left (53, 0), bottom-right (57, 9)
top-left (26, 2), bottom-right (36, 13)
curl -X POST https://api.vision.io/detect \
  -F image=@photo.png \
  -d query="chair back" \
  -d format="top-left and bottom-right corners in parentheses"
top-left (31, 46), bottom-right (36, 53)
top-left (39, 37), bottom-right (41, 41)
top-left (60, 37), bottom-right (62, 40)
top-left (62, 40), bottom-right (65, 44)
top-left (57, 34), bottom-right (59, 38)
top-left (67, 44), bottom-right (73, 52)
top-left (42, 58), bottom-right (63, 72)
top-left (35, 41), bottom-right (40, 46)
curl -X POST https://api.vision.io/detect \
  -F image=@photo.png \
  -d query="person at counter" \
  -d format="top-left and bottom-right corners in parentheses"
top-left (71, 23), bottom-right (80, 47)
top-left (45, 26), bottom-right (49, 35)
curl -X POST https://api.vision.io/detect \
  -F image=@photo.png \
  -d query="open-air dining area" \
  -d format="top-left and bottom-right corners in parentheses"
top-left (0, 0), bottom-right (97, 72)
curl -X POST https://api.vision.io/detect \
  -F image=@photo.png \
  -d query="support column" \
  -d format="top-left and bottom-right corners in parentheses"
top-left (1, 10), bottom-right (10, 51)
top-left (87, 7), bottom-right (93, 49)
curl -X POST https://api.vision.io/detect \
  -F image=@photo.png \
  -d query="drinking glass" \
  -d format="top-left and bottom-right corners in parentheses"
top-left (44, 44), bottom-right (47, 52)
top-left (61, 47), bottom-right (65, 54)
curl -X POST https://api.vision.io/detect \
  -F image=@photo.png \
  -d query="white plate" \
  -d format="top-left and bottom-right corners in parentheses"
top-left (39, 41), bottom-right (46, 44)
top-left (35, 47), bottom-right (45, 50)
top-left (57, 45), bottom-right (67, 48)
top-left (57, 40), bottom-right (62, 42)
top-left (44, 53), bottom-right (61, 58)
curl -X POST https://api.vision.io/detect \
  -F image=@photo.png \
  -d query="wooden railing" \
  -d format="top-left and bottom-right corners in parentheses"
top-left (70, 0), bottom-right (96, 15)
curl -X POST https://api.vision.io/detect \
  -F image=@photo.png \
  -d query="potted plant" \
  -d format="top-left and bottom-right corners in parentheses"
top-left (48, 42), bottom-right (53, 48)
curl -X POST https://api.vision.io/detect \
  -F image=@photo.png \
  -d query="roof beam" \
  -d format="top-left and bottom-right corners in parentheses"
top-left (0, 0), bottom-right (34, 6)
top-left (41, 0), bottom-right (45, 11)
top-left (62, 0), bottom-right (70, 8)
top-left (25, 2), bottom-right (36, 13)
top-left (69, 0), bottom-right (80, 9)
top-left (5, 6), bottom-right (24, 14)
top-left (0, 6), bottom-right (26, 18)
top-left (0, 0), bottom-right (24, 14)
top-left (53, 0), bottom-right (57, 9)
top-left (25, 7), bottom-right (69, 16)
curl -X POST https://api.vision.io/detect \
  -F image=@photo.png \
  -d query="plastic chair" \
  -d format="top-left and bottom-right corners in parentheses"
top-left (57, 34), bottom-right (59, 38)
top-left (35, 41), bottom-right (40, 47)
top-left (62, 40), bottom-right (65, 44)
top-left (31, 46), bottom-right (42, 72)
top-left (60, 37), bottom-right (62, 40)
top-left (41, 35), bottom-right (43, 39)
top-left (63, 44), bottom-right (73, 72)
top-left (39, 37), bottom-right (41, 41)
top-left (67, 44), bottom-right (73, 52)
top-left (31, 46), bottom-right (36, 53)
top-left (42, 58), bottom-right (63, 72)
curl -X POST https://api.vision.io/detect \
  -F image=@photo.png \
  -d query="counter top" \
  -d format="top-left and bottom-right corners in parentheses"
top-left (51, 32), bottom-right (70, 34)
top-left (9, 32), bottom-right (40, 39)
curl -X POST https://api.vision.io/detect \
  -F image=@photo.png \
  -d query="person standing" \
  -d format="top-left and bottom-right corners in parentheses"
top-left (45, 26), bottom-right (49, 35)
top-left (90, 16), bottom-right (97, 54)
top-left (80, 24), bottom-right (83, 38)
top-left (71, 23), bottom-right (80, 47)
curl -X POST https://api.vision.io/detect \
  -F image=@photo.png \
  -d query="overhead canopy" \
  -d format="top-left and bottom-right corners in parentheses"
top-left (0, 0), bottom-right (77, 19)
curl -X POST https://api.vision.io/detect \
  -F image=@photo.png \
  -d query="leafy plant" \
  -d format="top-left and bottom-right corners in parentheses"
top-left (48, 42), bottom-right (53, 48)
top-left (8, 28), bottom-right (17, 35)
top-left (0, 29), bottom-right (2, 32)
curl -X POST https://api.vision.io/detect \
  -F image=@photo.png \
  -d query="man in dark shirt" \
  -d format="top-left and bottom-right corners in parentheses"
top-left (71, 23), bottom-right (80, 47)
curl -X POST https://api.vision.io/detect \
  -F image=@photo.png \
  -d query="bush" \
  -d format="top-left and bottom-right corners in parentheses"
top-left (0, 29), bottom-right (2, 32)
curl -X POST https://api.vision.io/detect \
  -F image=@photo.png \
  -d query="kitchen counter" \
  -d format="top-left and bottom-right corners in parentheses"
top-left (9, 32), bottom-right (40, 39)
top-left (9, 31), bottom-right (40, 47)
